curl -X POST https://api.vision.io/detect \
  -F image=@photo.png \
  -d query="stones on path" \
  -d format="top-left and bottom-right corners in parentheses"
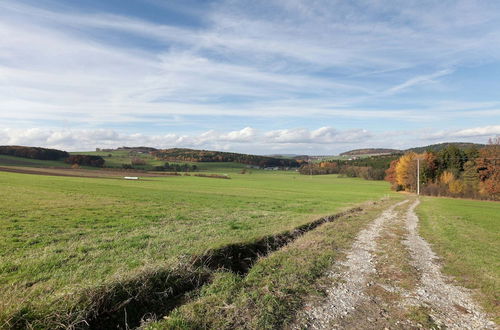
top-left (299, 200), bottom-right (408, 329)
top-left (403, 200), bottom-right (496, 330)
top-left (295, 198), bottom-right (497, 330)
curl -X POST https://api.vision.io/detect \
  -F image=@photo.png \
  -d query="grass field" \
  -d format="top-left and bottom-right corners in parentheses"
top-left (70, 150), bottom-right (164, 170)
top-left (0, 151), bottom-right (249, 173)
top-left (417, 197), bottom-right (500, 322)
top-left (0, 155), bottom-right (72, 168)
top-left (149, 199), bottom-right (399, 329)
top-left (0, 169), bottom-right (393, 327)
top-left (71, 150), bottom-right (248, 172)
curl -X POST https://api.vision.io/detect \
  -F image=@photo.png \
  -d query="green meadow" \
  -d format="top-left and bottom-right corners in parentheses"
top-left (0, 169), bottom-right (392, 327)
top-left (0, 154), bottom-right (72, 168)
top-left (70, 150), bottom-right (165, 170)
top-left (417, 197), bottom-right (500, 322)
top-left (148, 198), bottom-right (400, 329)
top-left (70, 150), bottom-right (247, 172)
top-left (0, 150), bottom-right (249, 173)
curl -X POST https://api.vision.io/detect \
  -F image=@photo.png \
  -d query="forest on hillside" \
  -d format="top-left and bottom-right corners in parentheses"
top-left (298, 155), bottom-right (398, 180)
top-left (152, 148), bottom-right (302, 168)
top-left (385, 138), bottom-right (499, 200)
top-left (0, 146), bottom-right (69, 160)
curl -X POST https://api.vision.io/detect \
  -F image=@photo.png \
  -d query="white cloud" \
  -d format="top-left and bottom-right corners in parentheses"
top-left (0, 125), bottom-right (496, 154)
top-left (1, 0), bottom-right (499, 127)
top-left (221, 127), bottom-right (258, 142)
top-left (426, 125), bottom-right (500, 140)
top-left (0, 0), bottom-right (499, 152)
top-left (265, 128), bottom-right (312, 143)
top-left (264, 127), bottom-right (372, 144)
top-left (0, 126), bottom-right (372, 152)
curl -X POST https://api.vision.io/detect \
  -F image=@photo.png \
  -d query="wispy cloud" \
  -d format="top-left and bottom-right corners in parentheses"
top-left (0, 0), bottom-right (499, 152)
top-left (426, 125), bottom-right (500, 140)
top-left (384, 69), bottom-right (454, 95)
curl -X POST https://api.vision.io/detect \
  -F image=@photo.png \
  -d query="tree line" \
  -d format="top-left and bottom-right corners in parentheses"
top-left (0, 146), bottom-right (107, 167)
top-left (152, 148), bottom-right (301, 168)
top-left (153, 162), bottom-right (198, 172)
top-left (65, 155), bottom-right (105, 167)
top-left (0, 146), bottom-right (69, 160)
top-left (298, 155), bottom-right (397, 180)
top-left (385, 139), bottom-right (499, 200)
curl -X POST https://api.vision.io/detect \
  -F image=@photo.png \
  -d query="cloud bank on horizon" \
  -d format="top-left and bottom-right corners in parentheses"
top-left (1, 125), bottom-right (499, 154)
top-left (0, 0), bottom-right (499, 154)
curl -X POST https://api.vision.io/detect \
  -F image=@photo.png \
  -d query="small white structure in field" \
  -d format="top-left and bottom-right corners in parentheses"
top-left (124, 176), bottom-right (139, 180)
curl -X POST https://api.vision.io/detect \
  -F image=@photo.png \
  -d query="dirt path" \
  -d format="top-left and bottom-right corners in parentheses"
top-left (297, 200), bottom-right (409, 328)
top-left (403, 199), bottom-right (496, 329)
top-left (295, 198), bottom-right (496, 329)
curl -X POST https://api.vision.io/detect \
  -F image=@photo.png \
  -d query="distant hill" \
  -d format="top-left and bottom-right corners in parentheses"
top-left (151, 148), bottom-right (301, 167)
top-left (98, 146), bottom-right (158, 153)
top-left (340, 142), bottom-right (485, 156)
top-left (340, 148), bottom-right (402, 156)
top-left (267, 153), bottom-right (299, 158)
top-left (405, 142), bottom-right (485, 154)
top-left (267, 154), bottom-right (313, 160)
top-left (0, 145), bottom-right (69, 160)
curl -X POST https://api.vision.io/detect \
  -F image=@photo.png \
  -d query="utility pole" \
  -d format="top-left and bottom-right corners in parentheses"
top-left (417, 158), bottom-right (420, 195)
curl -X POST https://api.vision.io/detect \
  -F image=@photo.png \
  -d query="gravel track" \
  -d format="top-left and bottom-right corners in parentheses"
top-left (403, 199), bottom-right (497, 329)
top-left (296, 198), bottom-right (497, 329)
top-left (299, 199), bottom-right (409, 329)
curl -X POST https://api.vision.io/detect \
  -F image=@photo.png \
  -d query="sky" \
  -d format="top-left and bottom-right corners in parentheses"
top-left (1, 0), bottom-right (500, 154)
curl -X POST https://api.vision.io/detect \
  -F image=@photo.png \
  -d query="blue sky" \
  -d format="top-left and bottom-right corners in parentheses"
top-left (0, 0), bottom-right (499, 154)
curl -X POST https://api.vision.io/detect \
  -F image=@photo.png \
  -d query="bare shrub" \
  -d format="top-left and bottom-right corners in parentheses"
top-left (194, 173), bottom-right (230, 179)
top-left (131, 157), bottom-right (146, 166)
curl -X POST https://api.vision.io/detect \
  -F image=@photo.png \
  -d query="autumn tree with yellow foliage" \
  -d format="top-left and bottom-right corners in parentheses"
top-left (477, 138), bottom-right (500, 198)
top-left (385, 139), bottom-right (499, 200)
top-left (395, 152), bottom-right (418, 191)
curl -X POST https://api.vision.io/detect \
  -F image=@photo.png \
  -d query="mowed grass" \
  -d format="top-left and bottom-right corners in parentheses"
top-left (0, 170), bottom-right (392, 326)
top-left (417, 197), bottom-right (500, 322)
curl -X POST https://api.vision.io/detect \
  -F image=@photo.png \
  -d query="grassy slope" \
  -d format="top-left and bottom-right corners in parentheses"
top-left (0, 154), bottom-right (71, 168)
top-left (0, 170), bottom-right (392, 325)
top-left (417, 197), bottom-right (500, 322)
top-left (71, 150), bottom-right (164, 170)
top-left (0, 151), bottom-right (247, 172)
top-left (71, 150), bottom-right (247, 172)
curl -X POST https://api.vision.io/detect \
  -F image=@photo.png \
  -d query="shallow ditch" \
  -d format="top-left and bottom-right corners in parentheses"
top-left (59, 207), bottom-right (363, 329)
top-left (196, 206), bottom-right (363, 275)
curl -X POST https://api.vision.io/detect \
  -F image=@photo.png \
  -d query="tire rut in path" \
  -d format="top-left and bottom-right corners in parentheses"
top-left (298, 199), bottom-right (409, 329)
top-left (403, 199), bottom-right (497, 330)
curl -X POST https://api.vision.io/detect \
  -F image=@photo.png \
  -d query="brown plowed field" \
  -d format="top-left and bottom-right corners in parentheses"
top-left (0, 166), bottom-right (167, 178)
